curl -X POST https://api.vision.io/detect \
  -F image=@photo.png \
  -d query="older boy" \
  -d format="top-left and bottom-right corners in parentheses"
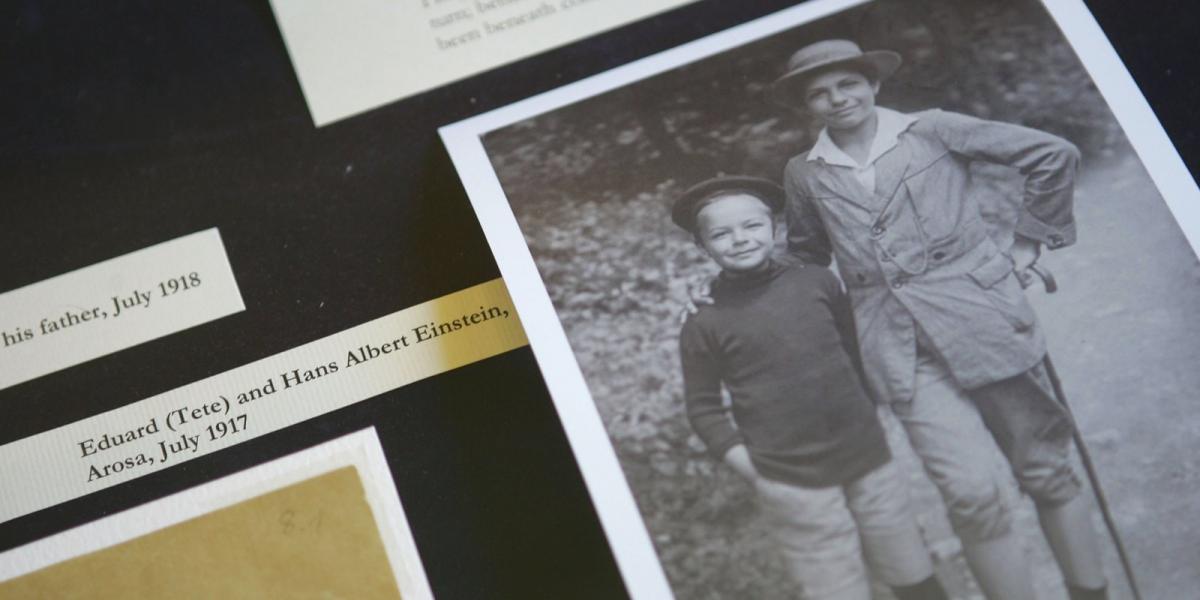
top-left (675, 176), bottom-right (946, 600)
top-left (769, 39), bottom-right (1107, 600)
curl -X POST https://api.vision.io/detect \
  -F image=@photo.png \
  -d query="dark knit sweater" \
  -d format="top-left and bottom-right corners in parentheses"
top-left (679, 261), bottom-right (890, 487)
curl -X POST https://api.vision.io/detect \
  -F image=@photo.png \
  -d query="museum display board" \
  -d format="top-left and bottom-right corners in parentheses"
top-left (2, 1), bottom-right (1198, 598)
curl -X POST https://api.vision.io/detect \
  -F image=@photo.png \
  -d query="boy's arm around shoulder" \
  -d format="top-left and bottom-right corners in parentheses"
top-left (678, 315), bottom-right (745, 465)
top-left (783, 156), bottom-right (834, 267)
top-left (924, 108), bottom-right (1081, 251)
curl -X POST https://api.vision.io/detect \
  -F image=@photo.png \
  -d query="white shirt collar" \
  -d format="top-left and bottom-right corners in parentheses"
top-left (807, 107), bottom-right (918, 168)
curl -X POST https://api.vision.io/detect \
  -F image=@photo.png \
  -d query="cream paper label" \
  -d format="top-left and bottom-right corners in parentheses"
top-left (0, 278), bottom-right (526, 524)
top-left (0, 228), bottom-right (244, 391)
top-left (268, 0), bottom-right (698, 125)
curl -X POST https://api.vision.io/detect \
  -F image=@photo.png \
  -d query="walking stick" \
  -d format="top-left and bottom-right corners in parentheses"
top-left (1026, 264), bottom-right (1143, 600)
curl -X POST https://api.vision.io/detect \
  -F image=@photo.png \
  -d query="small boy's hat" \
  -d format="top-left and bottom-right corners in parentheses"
top-left (672, 175), bottom-right (785, 233)
top-left (770, 39), bottom-right (901, 107)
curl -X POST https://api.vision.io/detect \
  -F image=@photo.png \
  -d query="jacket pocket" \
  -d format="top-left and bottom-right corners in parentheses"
top-left (967, 253), bottom-right (1036, 331)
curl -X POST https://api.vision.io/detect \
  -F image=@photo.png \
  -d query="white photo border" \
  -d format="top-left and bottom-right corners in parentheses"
top-left (440, 0), bottom-right (1200, 597)
top-left (0, 428), bottom-right (435, 600)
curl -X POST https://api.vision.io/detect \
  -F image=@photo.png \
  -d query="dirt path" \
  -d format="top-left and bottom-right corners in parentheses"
top-left (1032, 151), bottom-right (1200, 598)
top-left (881, 150), bottom-right (1200, 600)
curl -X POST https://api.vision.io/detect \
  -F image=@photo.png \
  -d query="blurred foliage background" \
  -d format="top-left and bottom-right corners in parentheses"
top-left (482, 0), bottom-right (1124, 597)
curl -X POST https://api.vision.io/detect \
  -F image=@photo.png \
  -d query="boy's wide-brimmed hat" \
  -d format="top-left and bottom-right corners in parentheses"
top-left (672, 175), bottom-right (785, 233)
top-left (770, 39), bottom-right (901, 107)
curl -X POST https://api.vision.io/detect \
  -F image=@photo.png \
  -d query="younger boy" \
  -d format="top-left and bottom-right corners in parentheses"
top-left (674, 176), bottom-right (945, 600)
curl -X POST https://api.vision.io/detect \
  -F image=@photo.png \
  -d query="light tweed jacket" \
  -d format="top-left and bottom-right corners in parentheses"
top-left (784, 108), bottom-right (1080, 402)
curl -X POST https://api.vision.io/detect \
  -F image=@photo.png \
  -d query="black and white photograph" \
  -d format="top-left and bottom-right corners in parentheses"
top-left (442, 0), bottom-right (1200, 598)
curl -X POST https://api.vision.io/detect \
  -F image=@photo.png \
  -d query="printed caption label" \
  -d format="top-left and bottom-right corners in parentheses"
top-left (0, 278), bottom-right (527, 524)
top-left (269, 0), bottom-right (698, 125)
top-left (0, 229), bottom-right (244, 391)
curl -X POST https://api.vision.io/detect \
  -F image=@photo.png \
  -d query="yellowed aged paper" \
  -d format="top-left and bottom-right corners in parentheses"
top-left (0, 467), bottom-right (402, 599)
top-left (269, 0), bottom-right (698, 125)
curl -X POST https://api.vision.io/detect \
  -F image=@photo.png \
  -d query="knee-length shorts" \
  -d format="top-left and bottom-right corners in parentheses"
top-left (757, 459), bottom-right (933, 599)
top-left (891, 349), bottom-right (1082, 543)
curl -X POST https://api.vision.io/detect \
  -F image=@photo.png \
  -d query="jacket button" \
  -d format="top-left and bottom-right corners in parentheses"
top-left (1049, 233), bottom-right (1064, 247)
top-left (891, 279), bottom-right (904, 290)
top-left (871, 225), bottom-right (885, 237)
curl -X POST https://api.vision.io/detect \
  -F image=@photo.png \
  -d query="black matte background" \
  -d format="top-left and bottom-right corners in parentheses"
top-left (0, 1), bottom-right (1195, 598)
